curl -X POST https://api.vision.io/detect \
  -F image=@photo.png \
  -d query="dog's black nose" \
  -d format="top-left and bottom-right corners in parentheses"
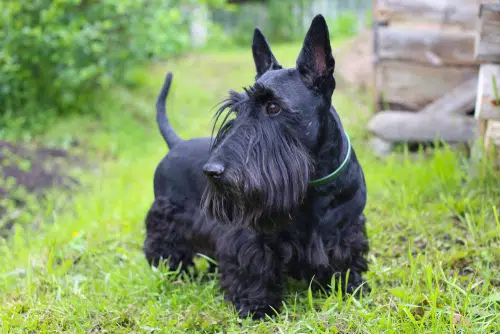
top-left (203, 163), bottom-right (225, 179)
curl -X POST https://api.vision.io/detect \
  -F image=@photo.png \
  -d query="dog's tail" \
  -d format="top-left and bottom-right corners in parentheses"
top-left (156, 72), bottom-right (182, 149)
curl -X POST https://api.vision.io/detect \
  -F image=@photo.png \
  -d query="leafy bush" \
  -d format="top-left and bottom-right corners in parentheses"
top-left (211, 0), bottom-right (307, 47)
top-left (326, 11), bottom-right (361, 40)
top-left (266, 0), bottom-right (308, 42)
top-left (0, 0), bottom-right (190, 133)
top-left (210, 0), bottom-right (370, 47)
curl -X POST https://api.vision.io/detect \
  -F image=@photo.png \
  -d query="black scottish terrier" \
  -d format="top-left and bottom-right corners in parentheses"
top-left (144, 15), bottom-right (369, 319)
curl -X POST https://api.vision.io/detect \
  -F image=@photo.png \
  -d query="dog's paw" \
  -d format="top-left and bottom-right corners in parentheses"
top-left (237, 305), bottom-right (278, 320)
top-left (346, 280), bottom-right (371, 298)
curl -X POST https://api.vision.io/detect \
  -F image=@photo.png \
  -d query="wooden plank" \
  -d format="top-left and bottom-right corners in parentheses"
top-left (376, 0), bottom-right (480, 29)
top-left (484, 120), bottom-right (500, 150)
top-left (475, 64), bottom-right (500, 121)
top-left (420, 76), bottom-right (478, 115)
top-left (376, 61), bottom-right (478, 110)
top-left (474, 3), bottom-right (500, 62)
top-left (367, 111), bottom-right (476, 142)
top-left (476, 119), bottom-right (500, 167)
top-left (377, 27), bottom-right (477, 66)
top-left (469, 119), bottom-right (486, 173)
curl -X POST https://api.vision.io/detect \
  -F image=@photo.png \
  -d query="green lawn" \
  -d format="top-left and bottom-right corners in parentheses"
top-left (1, 42), bottom-right (499, 333)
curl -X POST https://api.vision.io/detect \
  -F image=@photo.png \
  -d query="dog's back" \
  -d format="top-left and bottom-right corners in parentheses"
top-left (153, 138), bottom-right (211, 199)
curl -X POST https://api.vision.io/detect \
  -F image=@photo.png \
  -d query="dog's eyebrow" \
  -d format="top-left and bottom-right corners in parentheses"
top-left (244, 83), bottom-right (278, 103)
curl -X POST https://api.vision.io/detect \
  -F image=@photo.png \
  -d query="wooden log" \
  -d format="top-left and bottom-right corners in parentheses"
top-left (376, 61), bottom-right (478, 110)
top-left (420, 76), bottom-right (478, 115)
top-left (377, 27), bottom-right (477, 66)
top-left (376, 0), bottom-right (480, 29)
top-left (369, 137), bottom-right (394, 157)
top-left (474, 3), bottom-right (500, 63)
top-left (474, 64), bottom-right (500, 121)
top-left (367, 111), bottom-right (476, 142)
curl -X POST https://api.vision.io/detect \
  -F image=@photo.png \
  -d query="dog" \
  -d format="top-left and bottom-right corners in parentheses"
top-left (144, 14), bottom-right (370, 320)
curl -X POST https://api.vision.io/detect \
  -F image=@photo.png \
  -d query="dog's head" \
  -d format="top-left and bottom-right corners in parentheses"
top-left (202, 15), bottom-right (336, 231)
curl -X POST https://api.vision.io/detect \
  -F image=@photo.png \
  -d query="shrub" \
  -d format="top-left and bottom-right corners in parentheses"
top-left (0, 0), bottom-right (190, 133)
top-left (210, 0), bottom-right (370, 48)
top-left (326, 11), bottom-right (362, 40)
top-left (211, 0), bottom-right (307, 47)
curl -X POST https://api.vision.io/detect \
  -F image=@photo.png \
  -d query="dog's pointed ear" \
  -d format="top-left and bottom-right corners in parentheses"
top-left (252, 28), bottom-right (282, 80)
top-left (296, 15), bottom-right (335, 95)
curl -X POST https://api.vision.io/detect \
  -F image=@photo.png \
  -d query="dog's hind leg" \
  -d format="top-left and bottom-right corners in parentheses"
top-left (143, 196), bottom-right (194, 272)
top-left (217, 228), bottom-right (284, 320)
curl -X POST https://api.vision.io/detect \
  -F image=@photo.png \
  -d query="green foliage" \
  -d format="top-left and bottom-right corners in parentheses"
top-left (266, 0), bottom-right (309, 42)
top-left (0, 0), bottom-right (190, 133)
top-left (210, 1), bottom-right (307, 47)
top-left (210, 1), bottom-right (369, 47)
top-left (326, 12), bottom-right (360, 39)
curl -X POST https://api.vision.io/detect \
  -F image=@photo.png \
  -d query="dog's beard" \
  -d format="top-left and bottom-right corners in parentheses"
top-left (202, 119), bottom-right (313, 232)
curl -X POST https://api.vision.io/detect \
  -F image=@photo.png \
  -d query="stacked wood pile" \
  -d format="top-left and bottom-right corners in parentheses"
top-left (367, 0), bottom-right (489, 153)
top-left (474, 3), bottom-right (500, 166)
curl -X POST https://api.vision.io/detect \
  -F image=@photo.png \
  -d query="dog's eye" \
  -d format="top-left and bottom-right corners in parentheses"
top-left (266, 102), bottom-right (281, 115)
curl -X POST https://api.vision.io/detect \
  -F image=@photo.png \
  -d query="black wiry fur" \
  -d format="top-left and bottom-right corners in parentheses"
top-left (144, 14), bottom-right (370, 320)
top-left (202, 83), bottom-right (313, 231)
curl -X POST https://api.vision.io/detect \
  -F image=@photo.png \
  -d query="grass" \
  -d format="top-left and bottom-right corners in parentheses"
top-left (1, 41), bottom-right (500, 333)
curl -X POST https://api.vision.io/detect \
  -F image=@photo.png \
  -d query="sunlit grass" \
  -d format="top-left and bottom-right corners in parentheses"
top-left (1, 42), bottom-right (499, 333)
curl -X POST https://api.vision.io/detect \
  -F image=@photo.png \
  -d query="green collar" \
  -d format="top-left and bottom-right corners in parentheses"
top-left (309, 131), bottom-right (351, 187)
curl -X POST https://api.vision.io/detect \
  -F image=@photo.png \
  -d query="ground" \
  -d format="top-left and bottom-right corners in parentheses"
top-left (0, 140), bottom-right (85, 238)
top-left (0, 41), bottom-right (499, 333)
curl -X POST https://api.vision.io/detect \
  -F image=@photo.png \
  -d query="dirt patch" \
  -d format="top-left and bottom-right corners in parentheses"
top-left (0, 141), bottom-right (83, 236)
top-left (335, 29), bottom-right (373, 91)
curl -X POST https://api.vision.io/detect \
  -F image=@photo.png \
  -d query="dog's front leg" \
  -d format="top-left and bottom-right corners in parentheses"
top-left (216, 227), bottom-right (283, 320)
